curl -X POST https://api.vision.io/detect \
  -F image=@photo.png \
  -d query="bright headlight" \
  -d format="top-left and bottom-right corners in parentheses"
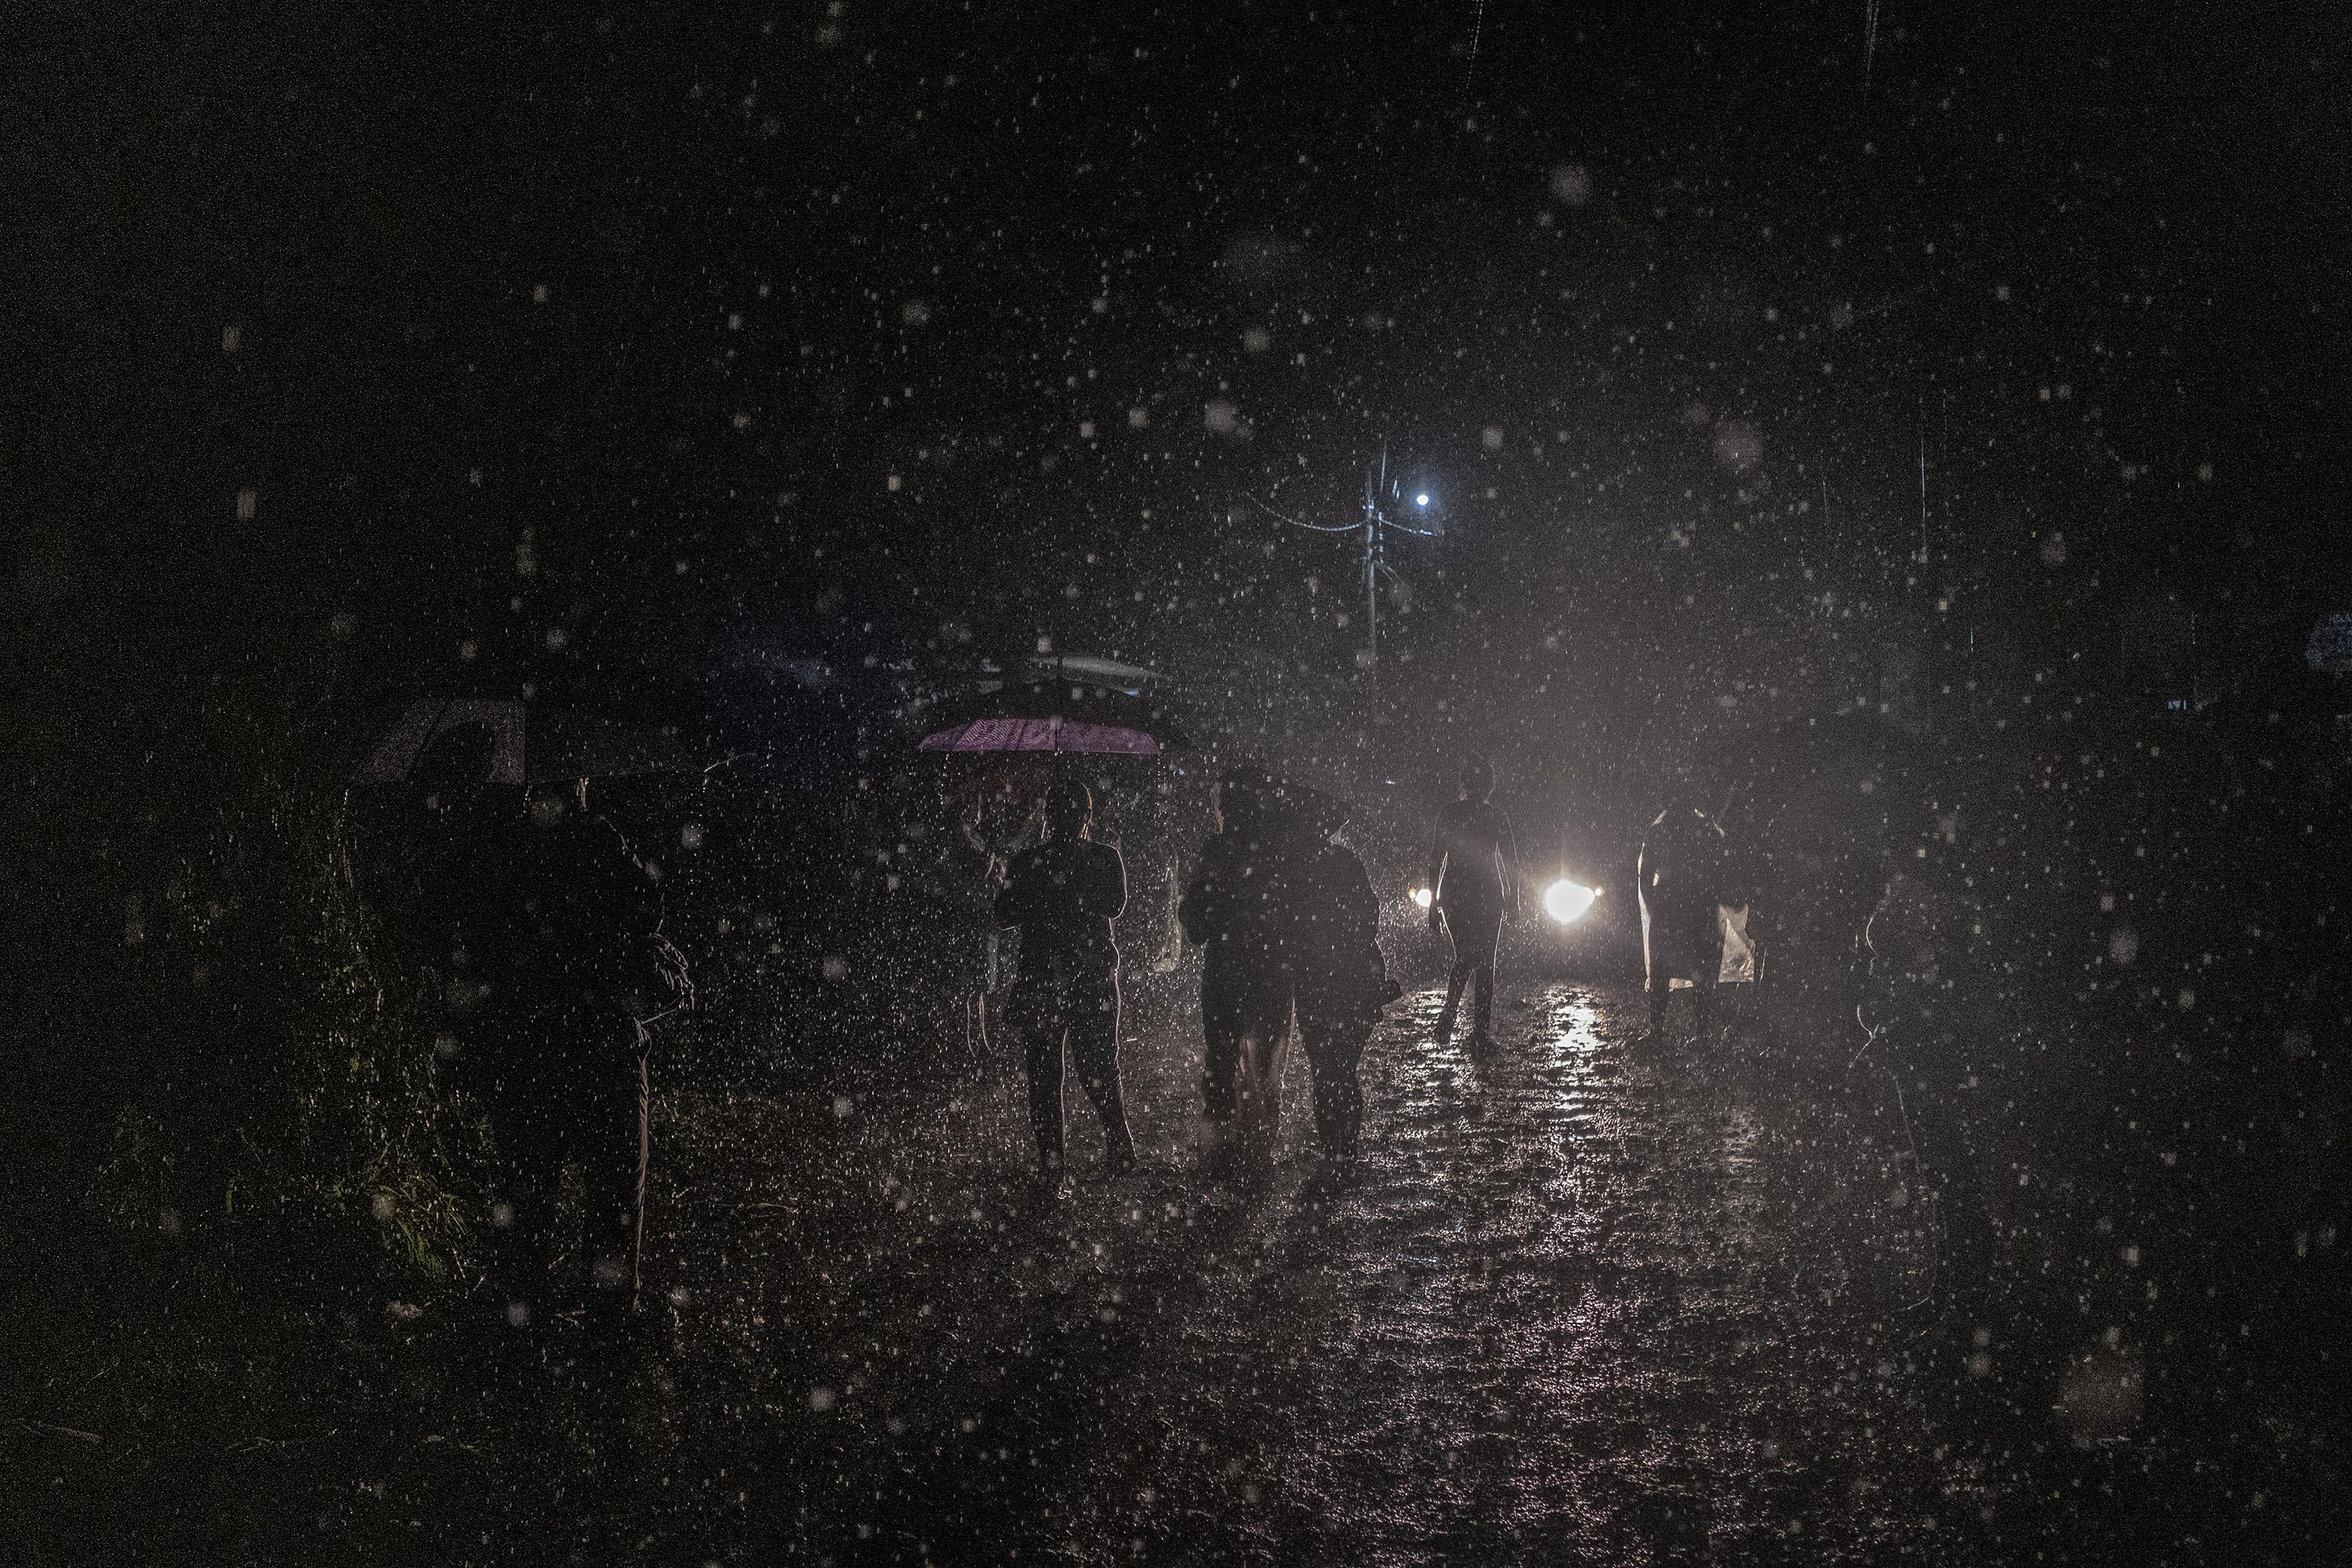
top-left (1410, 886), bottom-right (1434, 909)
top-left (1542, 878), bottom-right (1597, 924)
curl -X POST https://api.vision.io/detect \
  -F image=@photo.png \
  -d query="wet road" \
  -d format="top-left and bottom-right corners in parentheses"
top-left (610, 982), bottom-right (2335, 1566)
top-left (19, 980), bottom-right (2341, 1563)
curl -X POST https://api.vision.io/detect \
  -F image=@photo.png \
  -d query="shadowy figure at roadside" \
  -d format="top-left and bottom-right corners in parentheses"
top-left (398, 727), bottom-right (686, 1397)
top-left (482, 778), bottom-right (687, 1366)
top-left (1638, 795), bottom-right (1727, 1044)
top-left (1181, 768), bottom-right (1395, 1179)
top-left (1859, 873), bottom-right (2002, 1341)
top-left (915, 783), bottom-right (1017, 1071)
top-left (1289, 789), bottom-right (1396, 1166)
top-left (995, 779), bottom-right (1136, 1189)
top-left (1180, 766), bottom-right (1299, 1181)
top-left (1427, 757), bottom-right (1519, 1047)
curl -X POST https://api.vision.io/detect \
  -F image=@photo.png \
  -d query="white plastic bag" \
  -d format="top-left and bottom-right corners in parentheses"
top-left (1719, 904), bottom-right (1756, 986)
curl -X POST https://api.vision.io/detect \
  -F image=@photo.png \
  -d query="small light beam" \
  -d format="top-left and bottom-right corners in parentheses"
top-left (1415, 492), bottom-right (1430, 506)
top-left (1410, 886), bottom-right (1435, 909)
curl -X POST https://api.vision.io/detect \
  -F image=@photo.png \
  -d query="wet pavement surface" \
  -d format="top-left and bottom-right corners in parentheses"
top-left (17, 982), bottom-right (2342, 1564)
top-left (608, 982), bottom-right (2342, 1566)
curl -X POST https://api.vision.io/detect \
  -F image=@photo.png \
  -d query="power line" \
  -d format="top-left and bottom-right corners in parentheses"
top-left (1461, 0), bottom-right (1487, 105)
top-left (1240, 492), bottom-right (1358, 533)
top-left (1863, 0), bottom-right (1880, 100)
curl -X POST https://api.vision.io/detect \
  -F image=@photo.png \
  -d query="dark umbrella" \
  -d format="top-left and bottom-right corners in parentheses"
top-left (353, 698), bottom-right (700, 785)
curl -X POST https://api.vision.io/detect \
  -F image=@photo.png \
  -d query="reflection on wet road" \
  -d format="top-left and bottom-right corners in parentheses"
top-left (16, 975), bottom-right (2334, 1562)
top-left (644, 985), bottom-right (1995, 1564)
top-left (581, 966), bottom-right (2352, 1567)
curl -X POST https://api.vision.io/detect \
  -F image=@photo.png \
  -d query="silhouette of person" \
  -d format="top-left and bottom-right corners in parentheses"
top-left (1860, 872), bottom-right (2000, 1309)
top-left (994, 779), bottom-right (1136, 1182)
top-left (1288, 789), bottom-right (1392, 1163)
top-left (1639, 795), bottom-right (1727, 1041)
top-left (1180, 766), bottom-right (1298, 1158)
top-left (1427, 757), bottom-right (1519, 1044)
top-left (475, 775), bottom-right (684, 1352)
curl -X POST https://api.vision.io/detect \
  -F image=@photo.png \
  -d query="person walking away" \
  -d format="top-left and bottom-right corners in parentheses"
top-left (1179, 765), bottom-right (1299, 1179)
top-left (994, 780), bottom-right (1137, 1186)
top-left (1289, 789), bottom-right (1395, 1164)
top-left (475, 775), bottom-right (688, 1363)
top-left (1853, 865), bottom-right (2060, 1428)
top-left (1638, 795), bottom-right (1728, 1042)
top-left (1427, 757), bottom-right (1519, 1045)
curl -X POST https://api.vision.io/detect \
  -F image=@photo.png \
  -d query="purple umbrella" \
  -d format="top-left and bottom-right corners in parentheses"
top-left (919, 716), bottom-right (1161, 757)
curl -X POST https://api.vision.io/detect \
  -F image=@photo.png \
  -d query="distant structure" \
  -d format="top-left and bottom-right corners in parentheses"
top-left (2307, 612), bottom-right (2352, 674)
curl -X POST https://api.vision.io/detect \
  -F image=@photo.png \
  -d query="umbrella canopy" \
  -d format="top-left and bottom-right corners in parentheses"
top-left (919, 716), bottom-right (1161, 756)
top-left (918, 671), bottom-right (1192, 756)
top-left (354, 699), bottom-right (699, 786)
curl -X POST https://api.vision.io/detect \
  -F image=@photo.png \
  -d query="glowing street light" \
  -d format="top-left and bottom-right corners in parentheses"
top-left (1410, 886), bottom-right (1435, 910)
top-left (1414, 492), bottom-right (1430, 506)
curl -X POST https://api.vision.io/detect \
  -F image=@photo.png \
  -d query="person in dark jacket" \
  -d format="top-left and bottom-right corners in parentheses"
top-left (1179, 766), bottom-right (1299, 1160)
top-left (1638, 795), bottom-right (1728, 1042)
top-left (472, 776), bottom-right (687, 1346)
top-left (1427, 757), bottom-right (1519, 1044)
top-left (995, 779), bottom-right (1136, 1181)
top-left (1289, 791), bottom-right (1392, 1163)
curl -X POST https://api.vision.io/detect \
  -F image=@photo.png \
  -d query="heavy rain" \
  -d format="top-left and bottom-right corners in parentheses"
top-left (5, 3), bottom-right (2347, 1563)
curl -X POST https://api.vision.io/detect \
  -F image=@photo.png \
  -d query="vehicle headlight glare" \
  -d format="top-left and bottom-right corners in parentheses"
top-left (1542, 878), bottom-right (1596, 924)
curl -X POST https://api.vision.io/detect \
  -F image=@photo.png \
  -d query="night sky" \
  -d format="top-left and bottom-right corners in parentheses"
top-left (11, 2), bottom-right (2348, 747)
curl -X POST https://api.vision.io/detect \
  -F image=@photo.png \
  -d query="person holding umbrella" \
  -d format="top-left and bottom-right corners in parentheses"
top-left (994, 779), bottom-right (1138, 1188)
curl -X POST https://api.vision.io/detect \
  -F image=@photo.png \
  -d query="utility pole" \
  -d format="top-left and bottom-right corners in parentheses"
top-left (1239, 437), bottom-right (1436, 679)
top-left (1917, 405), bottom-right (1931, 568)
top-left (1363, 446), bottom-right (1385, 671)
